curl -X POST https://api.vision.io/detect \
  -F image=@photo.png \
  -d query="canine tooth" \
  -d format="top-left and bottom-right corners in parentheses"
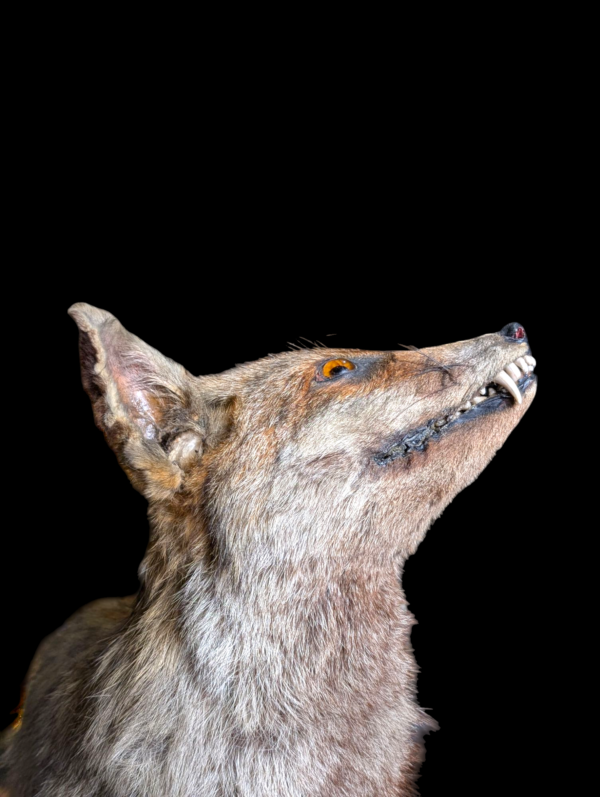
top-left (516, 357), bottom-right (530, 373)
top-left (494, 370), bottom-right (522, 404)
top-left (472, 396), bottom-right (485, 404)
top-left (479, 388), bottom-right (487, 395)
top-left (525, 355), bottom-right (536, 367)
top-left (505, 362), bottom-right (521, 380)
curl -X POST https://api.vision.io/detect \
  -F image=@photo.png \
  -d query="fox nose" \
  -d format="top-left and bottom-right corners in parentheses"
top-left (499, 322), bottom-right (528, 342)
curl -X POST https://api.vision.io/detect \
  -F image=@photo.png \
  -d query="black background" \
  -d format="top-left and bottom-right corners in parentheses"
top-left (2, 16), bottom-right (594, 790)
top-left (2, 263), bottom-right (563, 797)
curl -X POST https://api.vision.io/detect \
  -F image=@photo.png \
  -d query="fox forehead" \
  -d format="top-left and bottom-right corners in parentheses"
top-left (220, 337), bottom-right (467, 398)
top-left (215, 347), bottom-right (440, 403)
top-left (213, 347), bottom-right (436, 435)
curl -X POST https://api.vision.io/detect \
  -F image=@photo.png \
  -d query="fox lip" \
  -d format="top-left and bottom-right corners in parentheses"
top-left (373, 355), bottom-right (537, 466)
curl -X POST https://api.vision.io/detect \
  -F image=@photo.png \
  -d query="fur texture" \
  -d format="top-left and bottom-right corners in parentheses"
top-left (1, 306), bottom-right (536, 796)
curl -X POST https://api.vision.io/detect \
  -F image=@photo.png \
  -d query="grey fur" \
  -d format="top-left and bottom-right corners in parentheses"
top-left (1, 306), bottom-right (536, 796)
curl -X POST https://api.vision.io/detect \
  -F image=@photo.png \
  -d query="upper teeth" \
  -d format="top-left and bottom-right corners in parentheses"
top-left (505, 363), bottom-right (521, 381)
top-left (454, 354), bottom-right (536, 414)
top-left (494, 370), bottom-right (522, 404)
top-left (433, 354), bottom-right (536, 428)
top-left (492, 354), bottom-right (536, 405)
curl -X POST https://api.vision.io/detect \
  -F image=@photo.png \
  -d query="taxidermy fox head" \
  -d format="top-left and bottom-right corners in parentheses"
top-left (68, 305), bottom-right (536, 570)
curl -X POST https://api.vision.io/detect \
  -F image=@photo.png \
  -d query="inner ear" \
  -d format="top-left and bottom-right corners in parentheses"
top-left (69, 303), bottom-right (219, 498)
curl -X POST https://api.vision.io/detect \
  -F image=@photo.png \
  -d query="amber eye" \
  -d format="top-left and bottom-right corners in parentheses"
top-left (319, 358), bottom-right (356, 380)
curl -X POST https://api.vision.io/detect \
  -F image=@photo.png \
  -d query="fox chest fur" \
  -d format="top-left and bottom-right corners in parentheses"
top-left (1, 309), bottom-right (536, 797)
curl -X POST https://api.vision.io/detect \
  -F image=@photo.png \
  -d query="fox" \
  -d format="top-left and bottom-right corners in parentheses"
top-left (0, 304), bottom-right (537, 796)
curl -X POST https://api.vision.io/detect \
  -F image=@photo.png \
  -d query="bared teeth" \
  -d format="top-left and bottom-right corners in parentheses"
top-left (488, 353), bottom-right (537, 406)
top-left (505, 362), bottom-right (521, 381)
top-left (493, 370), bottom-right (522, 404)
top-left (436, 352), bottom-right (536, 426)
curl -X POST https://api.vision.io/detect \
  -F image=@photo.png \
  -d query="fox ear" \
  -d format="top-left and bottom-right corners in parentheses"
top-left (68, 303), bottom-right (211, 500)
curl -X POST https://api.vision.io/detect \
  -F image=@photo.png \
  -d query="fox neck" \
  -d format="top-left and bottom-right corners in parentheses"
top-left (98, 510), bottom-right (432, 792)
top-left (178, 547), bottom-right (420, 741)
top-left (138, 506), bottom-right (423, 730)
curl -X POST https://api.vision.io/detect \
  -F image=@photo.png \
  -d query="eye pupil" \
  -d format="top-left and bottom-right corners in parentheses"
top-left (329, 366), bottom-right (345, 376)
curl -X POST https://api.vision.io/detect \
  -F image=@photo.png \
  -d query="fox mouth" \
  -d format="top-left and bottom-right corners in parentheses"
top-left (374, 355), bottom-right (537, 465)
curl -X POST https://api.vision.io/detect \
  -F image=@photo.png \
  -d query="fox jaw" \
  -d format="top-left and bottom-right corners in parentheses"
top-left (69, 305), bottom-right (536, 571)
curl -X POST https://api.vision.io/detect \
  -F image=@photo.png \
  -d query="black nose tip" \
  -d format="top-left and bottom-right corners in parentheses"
top-left (500, 322), bottom-right (528, 342)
